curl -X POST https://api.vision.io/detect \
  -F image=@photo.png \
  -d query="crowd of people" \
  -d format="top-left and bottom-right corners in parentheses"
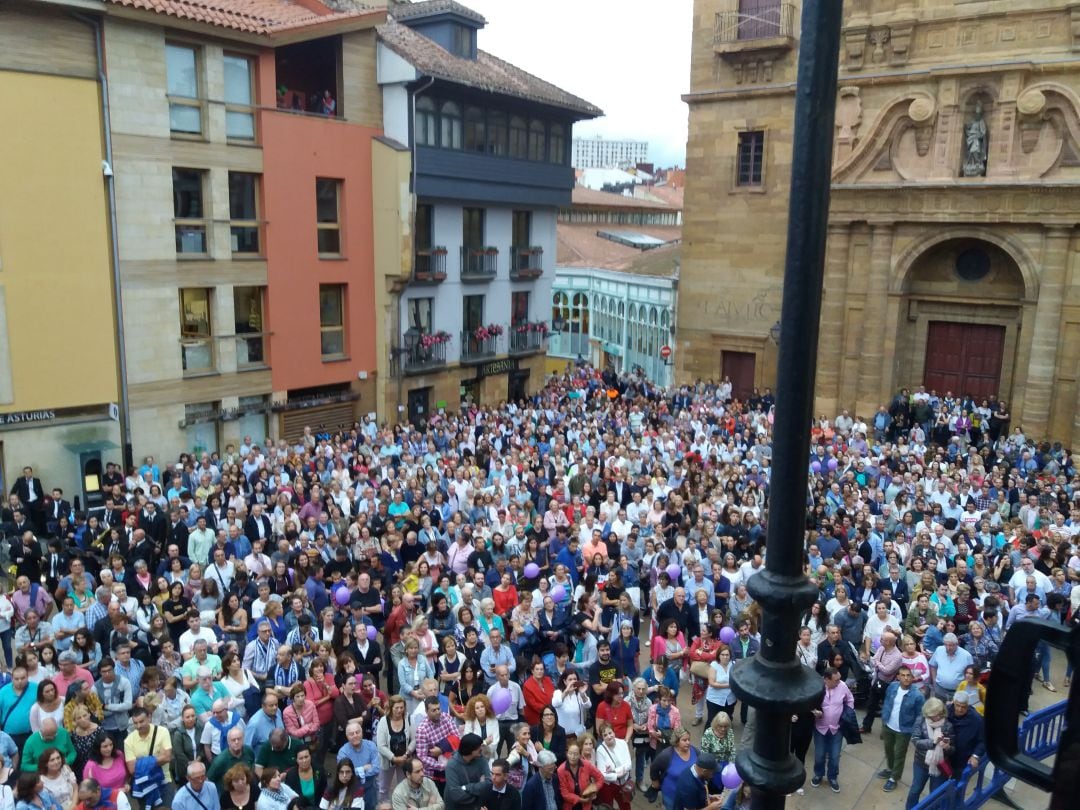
top-left (0, 366), bottom-right (1076, 810)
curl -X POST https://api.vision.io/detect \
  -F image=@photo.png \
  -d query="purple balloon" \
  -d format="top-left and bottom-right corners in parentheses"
top-left (827, 458), bottom-right (839, 471)
top-left (666, 564), bottom-right (682, 581)
top-left (366, 624), bottom-right (378, 641)
top-left (811, 460), bottom-right (822, 473)
top-left (524, 563), bottom-right (540, 579)
top-left (490, 687), bottom-right (512, 715)
top-left (718, 626), bottom-right (736, 645)
top-left (721, 763), bottom-right (742, 790)
top-left (335, 587), bottom-right (351, 606)
top-left (550, 584), bottom-right (566, 602)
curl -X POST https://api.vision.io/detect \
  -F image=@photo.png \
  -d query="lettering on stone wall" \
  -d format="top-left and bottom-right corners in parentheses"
top-left (698, 289), bottom-right (778, 325)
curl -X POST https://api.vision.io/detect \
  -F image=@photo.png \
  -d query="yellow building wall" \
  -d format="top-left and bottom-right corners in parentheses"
top-left (0, 72), bottom-right (119, 410)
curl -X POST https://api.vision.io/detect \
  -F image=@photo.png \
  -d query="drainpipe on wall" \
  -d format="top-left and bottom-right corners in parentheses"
top-left (72, 11), bottom-right (133, 470)
top-left (395, 75), bottom-right (435, 416)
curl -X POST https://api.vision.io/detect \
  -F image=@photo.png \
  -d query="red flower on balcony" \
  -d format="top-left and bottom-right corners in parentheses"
top-left (419, 330), bottom-right (451, 349)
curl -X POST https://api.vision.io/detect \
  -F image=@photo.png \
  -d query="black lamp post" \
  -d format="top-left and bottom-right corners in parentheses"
top-left (729, 1), bottom-right (845, 808)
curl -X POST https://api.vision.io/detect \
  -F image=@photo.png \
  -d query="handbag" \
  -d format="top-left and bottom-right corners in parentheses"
top-left (690, 661), bottom-right (713, 680)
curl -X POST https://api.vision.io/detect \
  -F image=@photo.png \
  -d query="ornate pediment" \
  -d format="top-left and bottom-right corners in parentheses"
top-left (832, 80), bottom-right (1080, 185)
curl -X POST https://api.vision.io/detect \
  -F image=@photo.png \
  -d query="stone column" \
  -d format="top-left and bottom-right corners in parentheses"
top-left (856, 223), bottom-right (894, 417)
top-left (1022, 227), bottom-right (1071, 438)
top-left (816, 224), bottom-right (852, 415)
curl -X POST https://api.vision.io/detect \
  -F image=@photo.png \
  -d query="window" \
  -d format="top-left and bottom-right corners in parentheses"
top-left (463, 295), bottom-right (484, 332)
top-left (509, 116), bottom-right (528, 159)
top-left (737, 130), bottom-right (765, 186)
top-left (440, 102), bottom-right (462, 149)
top-left (511, 291), bottom-right (530, 326)
top-left (549, 124), bottom-right (566, 164)
top-left (486, 111), bottom-right (507, 156)
top-left (184, 402), bottom-right (219, 456)
top-left (408, 297), bottom-right (433, 334)
top-left (452, 24), bottom-right (473, 58)
top-left (415, 204), bottom-right (433, 252)
top-left (464, 106), bottom-right (485, 153)
top-left (166, 43), bottom-right (202, 134)
top-left (237, 395), bottom-right (268, 446)
top-left (223, 54), bottom-right (255, 140)
top-left (180, 288), bottom-right (213, 373)
top-left (233, 286), bottom-right (265, 367)
top-left (416, 97), bottom-right (437, 147)
top-left (463, 207), bottom-right (485, 249)
top-left (316, 179), bottom-right (342, 255)
top-left (173, 168), bottom-right (207, 255)
top-left (319, 285), bottom-right (346, 358)
top-left (528, 120), bottom-right (546, 161)
top-left (512, 210), bottom-right (531, 248)
top-left (228, 172), bottom-right (260, 255)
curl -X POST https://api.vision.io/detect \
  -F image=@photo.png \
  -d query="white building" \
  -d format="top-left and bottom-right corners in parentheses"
top-left (572, 135), bottom-right (649, 169)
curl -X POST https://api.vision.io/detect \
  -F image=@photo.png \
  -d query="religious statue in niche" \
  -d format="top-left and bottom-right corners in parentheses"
top-left (962, 100), bottom-right (989, 176)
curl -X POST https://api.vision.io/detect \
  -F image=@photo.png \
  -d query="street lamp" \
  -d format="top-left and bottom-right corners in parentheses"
top-left (551, 315), bottom-right (567, 334)
top-left (769, 321), bottom-right (782, 345)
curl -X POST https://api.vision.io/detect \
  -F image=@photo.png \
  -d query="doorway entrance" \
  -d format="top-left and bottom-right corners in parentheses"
top-left (407, 387), bottom-right (431, 427)
top-left (508, 370), bottom-right (530, 403)
top-left (722, 351), bottom-right (756, 401)
top-left (923, 322), bottom-right (1005, 400)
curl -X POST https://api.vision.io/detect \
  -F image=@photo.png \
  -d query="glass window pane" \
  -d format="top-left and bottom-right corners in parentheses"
top-left (173, 169), bottom-right (204, 218)
top-left (223, 55), bottom-right (252, 105)
top-left (320, 287), bottom-right (343, 326)
top-left (180, 289), bottom-right (211, 336)
top-left (320, 331), bottom-right (344, 357)
top-left (226, 111), bottom-right (254, 140)
top-left (316, 180), bottom-right (339, 223)
top-left (228, 173), bottom-right (257, 219)
top-left (166, 44), bottom-right (198, 97)
top-left (170, 104), bottom-right (202, 134)
top-left (317, 230), bottom-right (340, 254)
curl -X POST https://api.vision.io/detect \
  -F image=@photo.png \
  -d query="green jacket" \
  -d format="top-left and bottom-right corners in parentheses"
top-left (21, 727), bottom-right (76, 771)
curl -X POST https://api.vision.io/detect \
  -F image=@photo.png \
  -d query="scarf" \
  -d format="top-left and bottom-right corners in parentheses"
top-left (924, 717), bottom-right (946, 775)
top-left (275, 660), bottom-right (298, 687)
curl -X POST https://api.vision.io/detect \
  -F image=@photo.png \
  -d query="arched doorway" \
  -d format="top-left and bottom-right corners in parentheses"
top-left (898, 236), bottom-right (1029, 404)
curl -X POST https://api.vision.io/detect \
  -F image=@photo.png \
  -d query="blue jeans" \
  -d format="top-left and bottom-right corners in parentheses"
top-left (905, 762), bottom-right (946, 809)
top-left (812, 729), bottom-right (841, 781)
top-left (1038, 640), bottom-right (1052, 682)
top-left (634, 743), bottom-right (652, 782)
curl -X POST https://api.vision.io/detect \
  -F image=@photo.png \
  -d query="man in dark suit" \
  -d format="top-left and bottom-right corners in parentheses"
top-left (244, 504), bottom-right (273, 545)
top-left (10, 530), bottom-right (43, 582)
top-left (168, 508), bottom-right (190, 558)
top-left (101, 498), bottom-right (122, 530)
top-left (521, 749), bottom-right (562, 810)
top-left (611, 472), bottom-right (632, 508)
top-left (655, 588), bottom-right (694, 637)
top-left (139, 501), bottom-right (167, 548)
top-left (45, 489), bottom-right (72, 537)
top-left (10, 466), bottom-right (46, 535)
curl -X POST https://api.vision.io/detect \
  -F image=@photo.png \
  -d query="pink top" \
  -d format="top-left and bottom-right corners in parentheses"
top-left (650, 632), bottom-right (687, 664)
top-left (814, 681), bottom-right (854, 735)
top-left (284, 699), bottom-right (320, 739)
top-left (84, 756), bottom-right (128, 791)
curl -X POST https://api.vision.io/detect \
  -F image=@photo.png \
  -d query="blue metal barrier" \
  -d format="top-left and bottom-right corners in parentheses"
top-left (913, 699), bottom-right (1066, 810)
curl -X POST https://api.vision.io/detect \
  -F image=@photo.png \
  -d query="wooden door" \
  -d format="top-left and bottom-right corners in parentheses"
top-left (923, 322), bottom-right (1005, 401)
top-left (722, 351), bottom-right (757, 401)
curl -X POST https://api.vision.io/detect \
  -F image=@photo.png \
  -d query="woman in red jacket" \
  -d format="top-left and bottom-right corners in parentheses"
top-left (557, 740), bottom-right (605, 810)
top-left (522, 658), bottom-right (555, 726)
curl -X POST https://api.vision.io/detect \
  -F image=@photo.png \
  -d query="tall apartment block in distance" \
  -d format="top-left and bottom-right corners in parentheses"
top-left (572, 135), bottom-right (649, 169)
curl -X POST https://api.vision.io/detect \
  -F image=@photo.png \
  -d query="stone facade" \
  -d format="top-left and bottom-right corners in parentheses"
top-left (679, 0), bottom-right (1080, 444)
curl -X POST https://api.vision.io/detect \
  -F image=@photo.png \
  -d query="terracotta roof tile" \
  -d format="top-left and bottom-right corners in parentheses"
top-left (571, 186), bottom-right (675, 210)
top-left (106, 0), bottom-right (378, 36)
top-left (557, 224), bottom-right (681, 274)
top-left (378, 19), bottom-right (602, 118)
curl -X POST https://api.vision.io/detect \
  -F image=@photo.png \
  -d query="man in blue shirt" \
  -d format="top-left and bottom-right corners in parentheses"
top-left (337, 721), bottom-right (380, 810)
top-left (243, 693), bottom-right (284, 750)
top-left (172, 762), bottom-right (220, 810)
top-left (672, 752), bottom-right (722, 810)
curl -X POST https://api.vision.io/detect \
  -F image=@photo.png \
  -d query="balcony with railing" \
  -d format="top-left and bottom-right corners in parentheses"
top-left (413, 247), bottom-right (448, 283)
top-left (509, 322), bottom-right (547, 355)
top-left (510, 246), bottom-right (544, 280)
top-left (714, 1), bottom-right (796, 56)
top-left (460, 328), bottom-right (499, 363)
top-left (460, 247), bottom-right (498, 282)
top-left (401, 332), bottom-right (449, 375)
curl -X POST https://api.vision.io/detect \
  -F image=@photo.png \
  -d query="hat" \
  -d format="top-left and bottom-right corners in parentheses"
top-left (696, 753), bottom-right (718, 772)
top-left (952, 690), bottom-right (971, 705)
top-left (459, 733), bottom-right (484, 756)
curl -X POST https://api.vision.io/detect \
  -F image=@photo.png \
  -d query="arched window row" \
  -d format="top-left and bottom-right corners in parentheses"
top-left (415, 96), bottom-right (566, 164)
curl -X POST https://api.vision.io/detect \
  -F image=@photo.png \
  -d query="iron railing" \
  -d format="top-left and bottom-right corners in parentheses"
top-left (509, 325), bottom-right (545, 354)
top-left (913, 699), bottom-right (1067, 810)
top-left (460, 330), bottom-right (497, 362)
top-left (715, 1), bottom-right (795, 43)
top-left (413, 247), bottom-right (448, 282)
top-left (510, 246), bottom-right (544, 280)
top-left (401, 341), bottom-right (447, 374)
top-left (460, 247), bottom-right (498, 281)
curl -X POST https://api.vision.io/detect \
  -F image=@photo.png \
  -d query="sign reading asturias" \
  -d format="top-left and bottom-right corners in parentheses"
top-left (0, 410), bottom-right (57, 425)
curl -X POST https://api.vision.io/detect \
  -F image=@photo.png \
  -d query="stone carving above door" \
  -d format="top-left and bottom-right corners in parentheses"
top-left (832, 80), bottom-right (1080, 185)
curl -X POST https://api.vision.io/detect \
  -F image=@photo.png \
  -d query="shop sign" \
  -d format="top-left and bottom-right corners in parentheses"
top-left (478, 358), bottom-right (520, 378)
top-left (0, 403), bottom-right (117, 430)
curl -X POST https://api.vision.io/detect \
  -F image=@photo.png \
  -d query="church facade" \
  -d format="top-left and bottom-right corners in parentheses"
top-left (679, 0), bottom-right (1080, 444)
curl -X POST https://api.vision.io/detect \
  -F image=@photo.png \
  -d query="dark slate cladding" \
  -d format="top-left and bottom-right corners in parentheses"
top-left (415, 146), bottom-right (574, 206)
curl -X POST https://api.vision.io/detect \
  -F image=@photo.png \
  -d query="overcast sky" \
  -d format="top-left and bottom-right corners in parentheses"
top-left (461, 0), bottom-right (694, 167)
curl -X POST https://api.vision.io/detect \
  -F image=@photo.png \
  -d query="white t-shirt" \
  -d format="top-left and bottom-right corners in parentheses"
top-left (179, 627), bottom-right (219, 656)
